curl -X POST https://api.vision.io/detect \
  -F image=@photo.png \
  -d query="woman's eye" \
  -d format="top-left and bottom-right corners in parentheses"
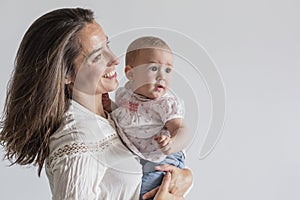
top-left (165, 68), bottom-right (172, 73)
top-left (92, 54), bottom-right (101, 63)
top-left (106, 41), bottom-right (110, 49)
top-left (150, 66), bottom-right (158, 71)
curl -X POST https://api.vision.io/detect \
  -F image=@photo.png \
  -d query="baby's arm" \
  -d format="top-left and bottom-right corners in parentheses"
top-left (155, 118), bottom-right (189, 155)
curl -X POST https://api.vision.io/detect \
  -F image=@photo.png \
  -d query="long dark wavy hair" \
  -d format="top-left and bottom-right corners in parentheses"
top-left (0, 8), bottom-right (94, 176)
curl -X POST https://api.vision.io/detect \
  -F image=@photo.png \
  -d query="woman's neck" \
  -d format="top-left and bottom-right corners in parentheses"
top-left (72, 91), bottom-right (106, 118)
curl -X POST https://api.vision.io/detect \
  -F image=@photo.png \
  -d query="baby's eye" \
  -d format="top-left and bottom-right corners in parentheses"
top-left (150, 66), bottom-right (158, 71)
top-left (165, 68), bottom-right (172, 73)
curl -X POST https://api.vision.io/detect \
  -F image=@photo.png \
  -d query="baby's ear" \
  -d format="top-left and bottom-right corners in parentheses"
top-left (125, 65), bottom-right (133, 80)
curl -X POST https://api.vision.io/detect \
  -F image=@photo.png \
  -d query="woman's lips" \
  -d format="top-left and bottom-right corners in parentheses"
top-left (103, 70), bottom-right (117, 79)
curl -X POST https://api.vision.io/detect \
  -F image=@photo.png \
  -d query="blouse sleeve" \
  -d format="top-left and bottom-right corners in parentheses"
top-left (48, 153), bottom-right (106, 200)
top-left (155, 96), bottom-right (185, 124)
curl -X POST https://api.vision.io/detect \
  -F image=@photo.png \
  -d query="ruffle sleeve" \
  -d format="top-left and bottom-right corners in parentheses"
top-left (153, 96), bottom-right (185, 124)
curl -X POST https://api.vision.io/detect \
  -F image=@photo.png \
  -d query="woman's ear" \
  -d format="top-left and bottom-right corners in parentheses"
top-left (64, 75), bottom-right (72, 85)
top-left (125, 65), bottom-right (133, 80)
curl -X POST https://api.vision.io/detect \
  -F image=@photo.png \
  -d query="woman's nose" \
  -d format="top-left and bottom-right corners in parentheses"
top-left (107, 52), bottom-right (120, 67)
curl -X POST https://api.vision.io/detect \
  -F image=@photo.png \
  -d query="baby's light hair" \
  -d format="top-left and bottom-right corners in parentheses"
top-left (125, 36), bottom-right (171, 66)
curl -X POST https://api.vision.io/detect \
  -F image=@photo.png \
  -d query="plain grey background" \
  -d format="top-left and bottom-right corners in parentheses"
top-left (1, 0), bottom-right (299, 199)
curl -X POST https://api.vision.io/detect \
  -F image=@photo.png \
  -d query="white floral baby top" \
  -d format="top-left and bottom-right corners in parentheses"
top-left (112, 82), bottom-right (185, 162)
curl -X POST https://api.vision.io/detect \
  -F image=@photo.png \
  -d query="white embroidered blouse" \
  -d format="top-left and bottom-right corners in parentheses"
top-left (45, 100), bottom-right (142, 200)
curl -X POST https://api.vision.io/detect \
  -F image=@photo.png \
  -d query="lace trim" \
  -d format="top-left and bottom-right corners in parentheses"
top-left (47, 134), bottom-right (119, 166)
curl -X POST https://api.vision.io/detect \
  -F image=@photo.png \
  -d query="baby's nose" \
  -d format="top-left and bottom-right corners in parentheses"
top-left (156, 70), bottom-right (165, 79)
top-left (157, 79), bottom-right (166, 85)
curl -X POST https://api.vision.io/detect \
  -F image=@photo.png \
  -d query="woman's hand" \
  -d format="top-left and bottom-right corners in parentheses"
top-left (102, 93), bottom-right (112, 113)
top-left (102, 93), bottom-right (117, 113)
top-left (142, 164), bottom-right (193, 199)
top-left (143, 171), bottom-right (184, 200)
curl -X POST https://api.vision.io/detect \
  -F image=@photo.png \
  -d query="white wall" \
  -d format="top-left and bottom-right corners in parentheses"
top-left (1, 0), bottom-right (299, 199)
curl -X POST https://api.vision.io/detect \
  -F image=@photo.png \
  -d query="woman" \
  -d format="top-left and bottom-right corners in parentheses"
top-left (0, 7), bottom-right (192, 199)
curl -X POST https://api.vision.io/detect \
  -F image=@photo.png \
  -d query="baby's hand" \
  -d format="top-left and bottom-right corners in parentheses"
top-left (154, 135), bottom-right (173, 155)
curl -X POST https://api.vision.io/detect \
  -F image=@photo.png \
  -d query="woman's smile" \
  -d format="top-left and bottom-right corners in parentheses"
top-left (103, 70), bottom-right (117, 79)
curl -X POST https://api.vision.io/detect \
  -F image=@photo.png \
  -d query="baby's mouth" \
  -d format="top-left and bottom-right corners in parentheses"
top-left (155, 84), bottom-right (165, 91)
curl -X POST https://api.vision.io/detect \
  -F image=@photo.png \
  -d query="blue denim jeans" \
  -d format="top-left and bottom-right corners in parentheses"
top-left (139, 151), bottom-right (185, 200)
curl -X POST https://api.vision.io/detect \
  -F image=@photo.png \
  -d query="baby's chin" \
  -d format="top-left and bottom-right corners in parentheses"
top-left (147, 91), bottom-right (168, 99)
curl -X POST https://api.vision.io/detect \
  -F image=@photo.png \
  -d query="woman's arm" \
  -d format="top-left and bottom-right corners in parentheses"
top-left (142, 164), bottom-right (193, 199)
top-left (49, 153), bottom-right (106, 200)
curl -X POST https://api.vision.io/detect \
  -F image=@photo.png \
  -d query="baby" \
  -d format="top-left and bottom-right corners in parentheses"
top-left (111, 36), bottom-right (189, 199)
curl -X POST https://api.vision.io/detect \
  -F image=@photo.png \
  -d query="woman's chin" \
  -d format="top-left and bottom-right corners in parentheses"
top-left (102, 81), bottom-right (119, 93)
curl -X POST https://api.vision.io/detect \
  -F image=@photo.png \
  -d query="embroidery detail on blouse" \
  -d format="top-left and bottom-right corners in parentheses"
top-left (120, 101), bottom-right (139, 112)
top-left (47, 134), bottom-right (119, 166)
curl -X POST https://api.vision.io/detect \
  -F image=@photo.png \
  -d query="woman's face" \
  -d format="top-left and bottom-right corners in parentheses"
top-left (71, 22), bottom-right (119, 95)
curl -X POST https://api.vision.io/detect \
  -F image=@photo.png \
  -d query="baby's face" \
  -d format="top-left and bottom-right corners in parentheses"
top-left (129, 49), bottom-right (174, 99)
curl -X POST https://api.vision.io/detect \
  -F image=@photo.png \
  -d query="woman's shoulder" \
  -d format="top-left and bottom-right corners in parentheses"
top-left (48, 101), bottom-right (119, 155)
